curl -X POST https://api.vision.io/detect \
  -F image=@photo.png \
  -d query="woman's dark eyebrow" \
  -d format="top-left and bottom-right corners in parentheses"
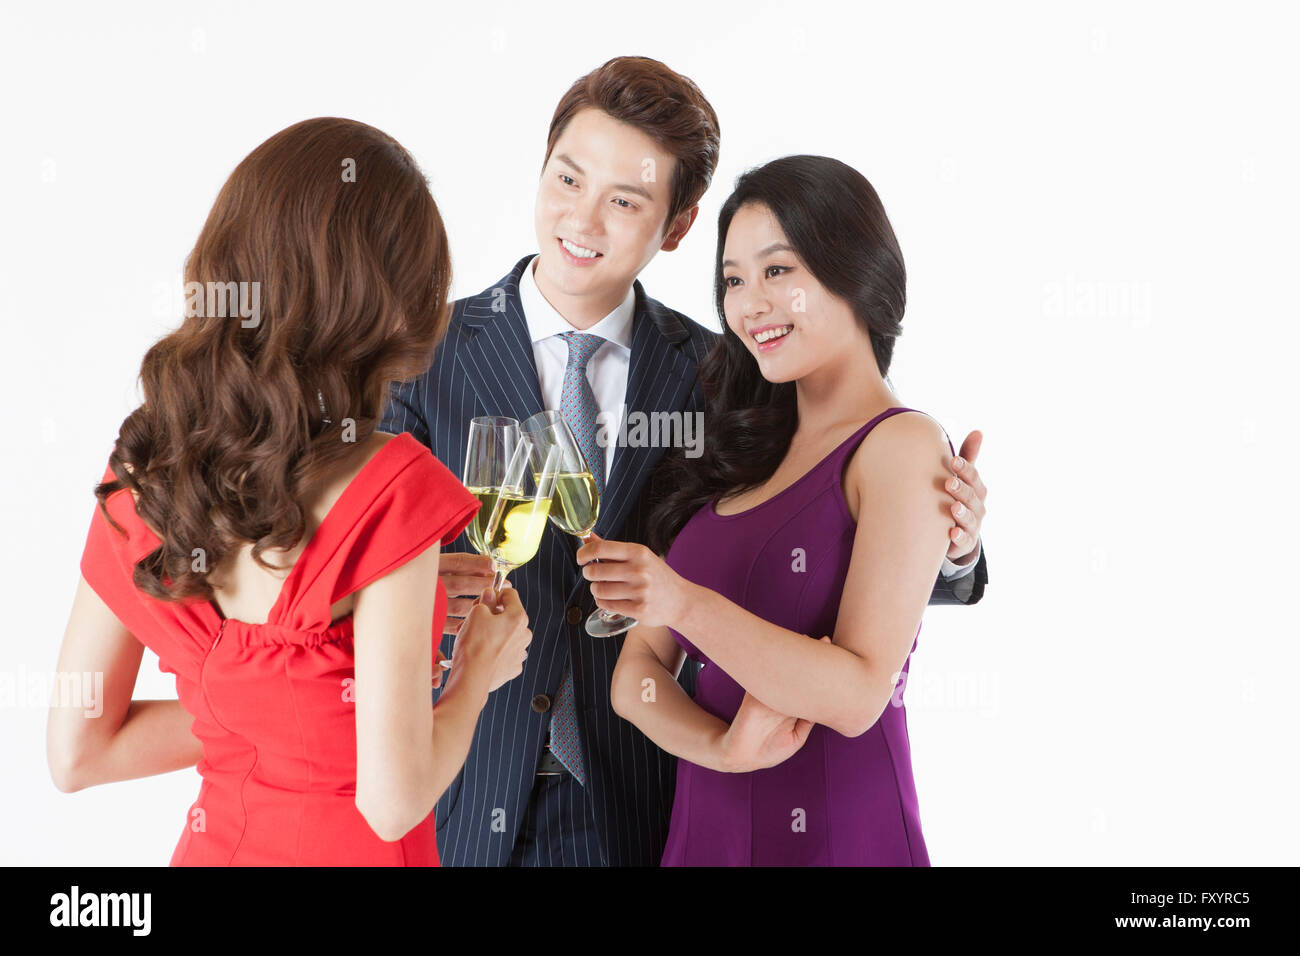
top-left (722, 243), bottom-right (795, 268)
top-left (556, 152), bottom-right (654, 201)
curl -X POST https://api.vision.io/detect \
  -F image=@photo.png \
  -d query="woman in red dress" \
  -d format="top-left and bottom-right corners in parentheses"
top-left (46, 118), bottom-right (531, 865)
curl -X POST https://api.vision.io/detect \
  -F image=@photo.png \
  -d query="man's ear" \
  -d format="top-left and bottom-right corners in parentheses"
top-left (660, 205), bottom-right (699, 253)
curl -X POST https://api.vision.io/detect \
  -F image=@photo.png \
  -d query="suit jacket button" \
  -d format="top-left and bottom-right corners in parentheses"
top-left (531, 694), bottom-right (552, 713)
top-left (566, 606), bottom-right (583, 626)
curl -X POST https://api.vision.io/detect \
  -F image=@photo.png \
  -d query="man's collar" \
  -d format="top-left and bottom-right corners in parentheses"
top-left (517, 254), bottom-right (635, 350)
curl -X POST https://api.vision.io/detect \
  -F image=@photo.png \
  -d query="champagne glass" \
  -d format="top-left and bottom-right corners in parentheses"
top-left (520, 409), bottom-right (636, 638)
top-left (441, 436), bottom-right (555, 672)
top-left (462, 416), bottom-right (521, 559)
top-left (444, 416), bottom-right (523, 670)
top-left (481, 436), bottom-right (560, 592)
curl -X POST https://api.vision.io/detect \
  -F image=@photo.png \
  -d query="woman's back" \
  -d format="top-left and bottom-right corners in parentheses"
top-left (79, 431), bottom-right (478, 865)
top-left (205, 431), bottom-right (399, 627)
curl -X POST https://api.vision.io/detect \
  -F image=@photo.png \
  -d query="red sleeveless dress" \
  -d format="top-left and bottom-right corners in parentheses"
top-left (78, 432), bottom-right (478, 866)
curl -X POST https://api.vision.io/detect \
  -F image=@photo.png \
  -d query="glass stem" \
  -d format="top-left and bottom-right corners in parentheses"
top-left (491, 563), bottom-right (509, 608)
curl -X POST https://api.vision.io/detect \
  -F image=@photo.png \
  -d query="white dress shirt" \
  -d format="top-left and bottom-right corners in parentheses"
top-left (518, 254), bottom-right (634, 483)
top-left (515, 254), bottom-right (978, 580)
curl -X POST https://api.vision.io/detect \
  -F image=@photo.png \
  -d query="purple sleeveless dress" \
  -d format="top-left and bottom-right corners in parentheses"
top-left (660, 407), bottom-right (951, 866)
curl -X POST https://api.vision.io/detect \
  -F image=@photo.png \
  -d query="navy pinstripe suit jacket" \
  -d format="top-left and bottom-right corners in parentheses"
top-left (380, 253), bottom-right (988, 866)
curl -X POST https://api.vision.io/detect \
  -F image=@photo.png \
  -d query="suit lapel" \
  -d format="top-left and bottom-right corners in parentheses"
top-left (595, 282), bottom-right (697, 539)
top-left (456, 257), bottom-right (547, 428)
top-left (454, 257), bottom-right (576, 581)
top-left (456, 259), bottom-right (699, 543)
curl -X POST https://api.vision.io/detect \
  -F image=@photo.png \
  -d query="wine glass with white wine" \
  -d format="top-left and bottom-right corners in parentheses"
top-left (462, 416), bottom-right (521, 560)
top-left (479, 436), bottom-right (560, 593)
top-left (520, 409), bottom-right (636, 638)
top-left (444, 417), bottom-right (555, 672)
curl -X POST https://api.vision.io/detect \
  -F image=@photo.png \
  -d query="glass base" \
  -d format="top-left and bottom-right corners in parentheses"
top-left (585, 608), bottom-right (637, 638)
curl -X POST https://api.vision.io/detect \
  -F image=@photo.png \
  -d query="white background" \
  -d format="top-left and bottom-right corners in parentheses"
top-left (2, 0), bottom-right (1296, 866)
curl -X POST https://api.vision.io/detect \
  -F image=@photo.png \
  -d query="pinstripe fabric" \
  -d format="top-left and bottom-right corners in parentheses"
top-left (380, 254), bottom-right (713, 867)
top-left (505, 772), bottom-right (604, 866)
top-left (379, 254), bottom-right (988, 866)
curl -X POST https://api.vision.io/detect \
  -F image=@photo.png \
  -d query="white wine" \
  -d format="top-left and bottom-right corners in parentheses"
top-left (466, 486), bottom-right (510, 554)
top-left (487, 492), bottom-right (552, 568)
top-left (541, 471), bottom-right (600, 537)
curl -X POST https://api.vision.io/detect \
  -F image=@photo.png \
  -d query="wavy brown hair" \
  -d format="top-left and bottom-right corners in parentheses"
top-left (95, 117), bottom-right (452, 602)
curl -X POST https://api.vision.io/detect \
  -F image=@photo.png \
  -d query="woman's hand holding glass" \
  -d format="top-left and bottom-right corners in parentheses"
top-left (520, 409), bottom-right (638, 638)
top-left (445, 586), bottom-right (533, 694)
top-left (572, 533), bottom-right (694, 630)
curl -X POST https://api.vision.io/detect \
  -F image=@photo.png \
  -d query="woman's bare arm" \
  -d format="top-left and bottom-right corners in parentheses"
top-left (610, 624), bottom-right (732, 771)
top-left (670, 413), bottom-right (956, 736)
top-left (47, 576), bottom-right (203, 792)
top-left (352, 540), bottom-right (492, 841)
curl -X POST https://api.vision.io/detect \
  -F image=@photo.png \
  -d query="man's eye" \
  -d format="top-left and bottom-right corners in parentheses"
top-left (560, 174), bottom-right (576, 186)
top-left (613, 198), bottom-right (632, 208)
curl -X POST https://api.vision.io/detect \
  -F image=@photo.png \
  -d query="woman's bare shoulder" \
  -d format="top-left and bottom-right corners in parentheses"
top-left (842, 411), bottom-right (950, 518)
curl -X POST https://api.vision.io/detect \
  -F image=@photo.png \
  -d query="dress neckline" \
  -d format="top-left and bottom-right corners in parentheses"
top-left (209, 431), bottom-right (416, 628)
top-left (709, 408), bottom-right (910, 521)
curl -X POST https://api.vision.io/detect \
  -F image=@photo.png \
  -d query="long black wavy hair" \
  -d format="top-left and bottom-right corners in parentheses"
top-left (646, 154), bottom-right (907, 555)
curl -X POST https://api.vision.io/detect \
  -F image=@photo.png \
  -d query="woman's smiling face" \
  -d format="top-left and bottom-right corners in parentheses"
top-left (721, 202), bottom-right (865, 384)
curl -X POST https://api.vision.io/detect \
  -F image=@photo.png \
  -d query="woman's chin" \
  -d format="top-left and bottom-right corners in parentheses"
top-left (742, 346), bottom-right (793, 382)
top-left (754, 362), bottom-right (799, 385)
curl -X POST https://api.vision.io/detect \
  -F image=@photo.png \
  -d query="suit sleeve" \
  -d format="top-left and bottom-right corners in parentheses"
top-left (381, 377), bottom-right (432, 449)
top-left (927, 547), bottom-right (988, 606)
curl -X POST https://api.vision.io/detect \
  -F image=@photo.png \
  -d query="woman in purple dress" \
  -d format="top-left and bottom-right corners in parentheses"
top-left (579, 155), bottom-right (963, 865)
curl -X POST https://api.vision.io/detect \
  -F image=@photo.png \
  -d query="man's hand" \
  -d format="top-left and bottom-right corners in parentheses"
top-left (439, 552), bottom-right (496, 636)
top-left (944, 430), bottom-right (987, 565)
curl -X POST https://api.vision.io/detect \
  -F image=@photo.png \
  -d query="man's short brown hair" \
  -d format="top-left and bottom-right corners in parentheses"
top-left (544, 56), bottom-right (722, 233)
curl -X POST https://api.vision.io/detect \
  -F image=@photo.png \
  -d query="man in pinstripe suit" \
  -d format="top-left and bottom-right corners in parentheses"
top-left (380, 57), bottom-right (990, 865)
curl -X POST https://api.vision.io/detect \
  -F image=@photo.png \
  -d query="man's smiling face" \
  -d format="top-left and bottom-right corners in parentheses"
top-left (533, 107), bottom-right (692, 320)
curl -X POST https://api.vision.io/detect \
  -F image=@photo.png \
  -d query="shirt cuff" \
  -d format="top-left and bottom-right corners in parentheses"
top-left (941, 538), bottom-right (982, 580)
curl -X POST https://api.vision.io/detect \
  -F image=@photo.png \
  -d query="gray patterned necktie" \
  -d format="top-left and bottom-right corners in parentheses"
top-left (546, 331), bottom-right (606, 785)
